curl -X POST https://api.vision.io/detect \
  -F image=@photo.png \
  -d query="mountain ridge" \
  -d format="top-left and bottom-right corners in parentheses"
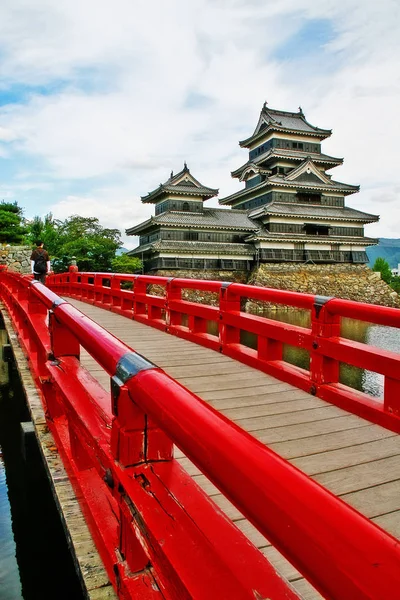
top-left (366, 239), bottom-right (400, 268)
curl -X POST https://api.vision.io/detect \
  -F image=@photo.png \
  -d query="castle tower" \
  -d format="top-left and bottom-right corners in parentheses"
top-left (219, 104), bottom-right (378, 263)
top-left (126, 164), bottom-right (255, 271)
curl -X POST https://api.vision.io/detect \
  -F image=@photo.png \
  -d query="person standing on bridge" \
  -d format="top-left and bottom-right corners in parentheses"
top-left (30, 240), bottom-right (51, 284)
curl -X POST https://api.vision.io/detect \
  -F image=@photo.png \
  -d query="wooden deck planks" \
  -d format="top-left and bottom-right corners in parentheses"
top-left (67, 298), bottom-right (400, 600)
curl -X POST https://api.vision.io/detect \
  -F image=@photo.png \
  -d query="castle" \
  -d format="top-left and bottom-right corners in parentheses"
top-left (126, 104), bottom-right (378, 272)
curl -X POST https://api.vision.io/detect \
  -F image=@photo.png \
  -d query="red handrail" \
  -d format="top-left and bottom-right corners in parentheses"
top-left (3, 271), bottom-right (400, 599)
top-left (48, 271), bottom-right (400, 432)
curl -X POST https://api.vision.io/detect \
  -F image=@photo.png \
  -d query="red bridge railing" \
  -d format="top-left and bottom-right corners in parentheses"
top-left (1, 271), bottom-right (400, 600)
top-left (48, 271), bottom-right (400, 433)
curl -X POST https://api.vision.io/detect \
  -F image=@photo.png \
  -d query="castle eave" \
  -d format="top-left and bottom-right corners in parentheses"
top-left (247, 233), bottom-right (379, 245)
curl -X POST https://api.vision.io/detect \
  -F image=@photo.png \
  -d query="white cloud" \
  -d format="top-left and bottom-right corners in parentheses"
top-left (48, 188), bottom-right (152, 248)
top-left (0, 0), bottom-right (398, 240)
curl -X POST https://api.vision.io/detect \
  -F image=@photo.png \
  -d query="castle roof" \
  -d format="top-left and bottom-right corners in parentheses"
top-left (141, 164), bottom-right (218, 203)
top-left (232, 149), bottom-right (343, 178)
top-left (249, 202), bottom-right (379, 223)
top-left (128, 240), bottom-right (255, 257)
top-left (126, 207), bottom-right (258, 235)
top-left (220, 158), bottom-right (360, 205)
top-left (239, 105), bottom-right (331, 148)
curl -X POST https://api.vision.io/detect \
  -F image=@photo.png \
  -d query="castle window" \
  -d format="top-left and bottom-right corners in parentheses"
top-left (182, 202), bottom-right (189, 211)
top-left (303, 223), bottom-right (330, 236)
top-left (184, 231), bottom-right (199, 241)
top-left (298, 143), bottom-right (304, 150)
top-left (297, 193), bottom-right (321, 204)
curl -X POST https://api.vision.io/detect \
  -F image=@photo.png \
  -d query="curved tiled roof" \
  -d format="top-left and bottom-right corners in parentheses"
top-left (246, 230), bottom-right (378, 245)
top-left (126, 208), bottom-right (259, 235)
top-left (141, 164), bottom-right (218, 203)
top-left (239, 106), bottom-right (331, 147)
top-left (231, 149), bottom-right (343, 178)
top-left (249, 202), bottom-right (379, 223)
top-left (219, 176), bottom-right (359, 205)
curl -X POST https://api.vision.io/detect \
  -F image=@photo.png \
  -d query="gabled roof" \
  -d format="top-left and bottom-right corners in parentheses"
top-left (266, 174), bottom-right (359, 194)
top-left (248, 202), bottom-right (379, 223)
top-left (231, 149), bottom-right (343, 178)
top-left (219, 172), bottom-right (359, 205)
top-left (126, 207), bottom-right (258, 235)
top-left (239, 163), bottom-right (271, 182)
top-left (141, 163), bottom-right (218, 203)
top-left (284, 158), bottom-right (333, 184)
top-left (239, 105), bottom-right (331, 148)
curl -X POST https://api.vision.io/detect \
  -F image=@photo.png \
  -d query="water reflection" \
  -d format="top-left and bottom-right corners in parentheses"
top-left (0, 455), bottom-right (22, 599)
top-left (0, 367), bottom-right (84, 600)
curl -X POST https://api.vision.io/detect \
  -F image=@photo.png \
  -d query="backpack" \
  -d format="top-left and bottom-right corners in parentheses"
top-left (34, 250), bottom-right (47, 274)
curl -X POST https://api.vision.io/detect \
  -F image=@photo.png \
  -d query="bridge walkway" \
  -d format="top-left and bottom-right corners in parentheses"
top-left (68, 298), bottom-right (400, 600)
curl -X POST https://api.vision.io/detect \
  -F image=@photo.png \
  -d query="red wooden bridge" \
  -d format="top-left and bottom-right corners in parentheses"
top-left (1, 270), bottom-right (400, 600)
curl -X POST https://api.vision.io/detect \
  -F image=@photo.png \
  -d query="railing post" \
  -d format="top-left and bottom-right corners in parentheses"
top-left (28, 282), bottom-right (48, 315)
top-left (46, 309), bottom-right (81, 422)
top-left (110, 383), bottom-right (146, 465)
top-left (258, 335), bottom-right (283, 362)
top-left (110, 352), bottom-right (173, 467)
top-left (384, 378), bottom-right (400, 416)
top-left (165, 277), bottom-right (181, 328)
top-left (49, 309), bottom-right (80, 360)
top-left (219, 282), bottom-right (241, 349)
top-left (94, 273), bottom-right (103, 305)
top-left (310, 296), bottom-right (340, 392)
top-left (111, 274), bottom-right (122, 309)
top-left (133, 277), bottom-right (147, 318)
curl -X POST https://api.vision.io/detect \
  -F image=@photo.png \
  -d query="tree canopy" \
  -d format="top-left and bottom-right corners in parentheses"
top-left (25, 214), bottom-right (134, 273)
top-left (111, 253), bottom-right (142, 274)
top-left (0, 201), bottom-right (27, 244)
top-left (372, 257), bottom-right (392, 284)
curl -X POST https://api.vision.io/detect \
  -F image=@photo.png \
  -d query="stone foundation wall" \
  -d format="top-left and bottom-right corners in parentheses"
top-left (154, 269), bottom-right (248, 283)
top-left (151, 270), bottom-right (247, 305)
top-left (0, 246), bottom-right (32, 273)
top-left (247, 263), bottom-right (400, 309)
top-left (151, 265), bottom-right (400, 308)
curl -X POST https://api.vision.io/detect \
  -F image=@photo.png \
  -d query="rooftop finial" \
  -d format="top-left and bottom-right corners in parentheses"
top-left (263, 100), bottom-right (268, 109)
top-left (184, 160), bottom-right (188, 170)
top-left (298, 106), bottom-right (303, 114)
top-left (170, 170), bottom-right (173, 178)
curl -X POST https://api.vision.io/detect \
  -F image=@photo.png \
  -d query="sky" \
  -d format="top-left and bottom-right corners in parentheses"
top-left (0, 0), bottom-right (399, 249)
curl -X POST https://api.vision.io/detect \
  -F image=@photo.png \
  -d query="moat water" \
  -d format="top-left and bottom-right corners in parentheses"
top-left (0, 367), bottom-right (84, 600)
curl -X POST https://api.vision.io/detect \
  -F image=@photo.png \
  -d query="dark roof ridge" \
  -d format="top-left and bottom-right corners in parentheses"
top-left (262, 105), bottom-right (330, 133)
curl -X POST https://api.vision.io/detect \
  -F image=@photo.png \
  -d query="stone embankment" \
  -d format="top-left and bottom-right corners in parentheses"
top-left (0, 246), bottom-right (31, 273)
top-left (154, 269), bottom-right (247, 305)
top-left (153, 264), bottom-right (400, 309)
top-left (247, 264), bottom-right (400, 309)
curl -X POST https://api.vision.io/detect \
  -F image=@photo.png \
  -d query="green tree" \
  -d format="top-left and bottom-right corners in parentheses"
top-left (25, 213), bottom-right (122, 273)
top-left (372, 257), bottom-right (392, 284)
top-left (25, 213), bottom-right (61, 253)
top-left (390, 276), bottom-right (400, 294)
top-left (54, 216), bottom-right (122, 272)
top-left (0, 201), bottom-right (27, 244)
top-left (111, 253), bottom-right (142, 273)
